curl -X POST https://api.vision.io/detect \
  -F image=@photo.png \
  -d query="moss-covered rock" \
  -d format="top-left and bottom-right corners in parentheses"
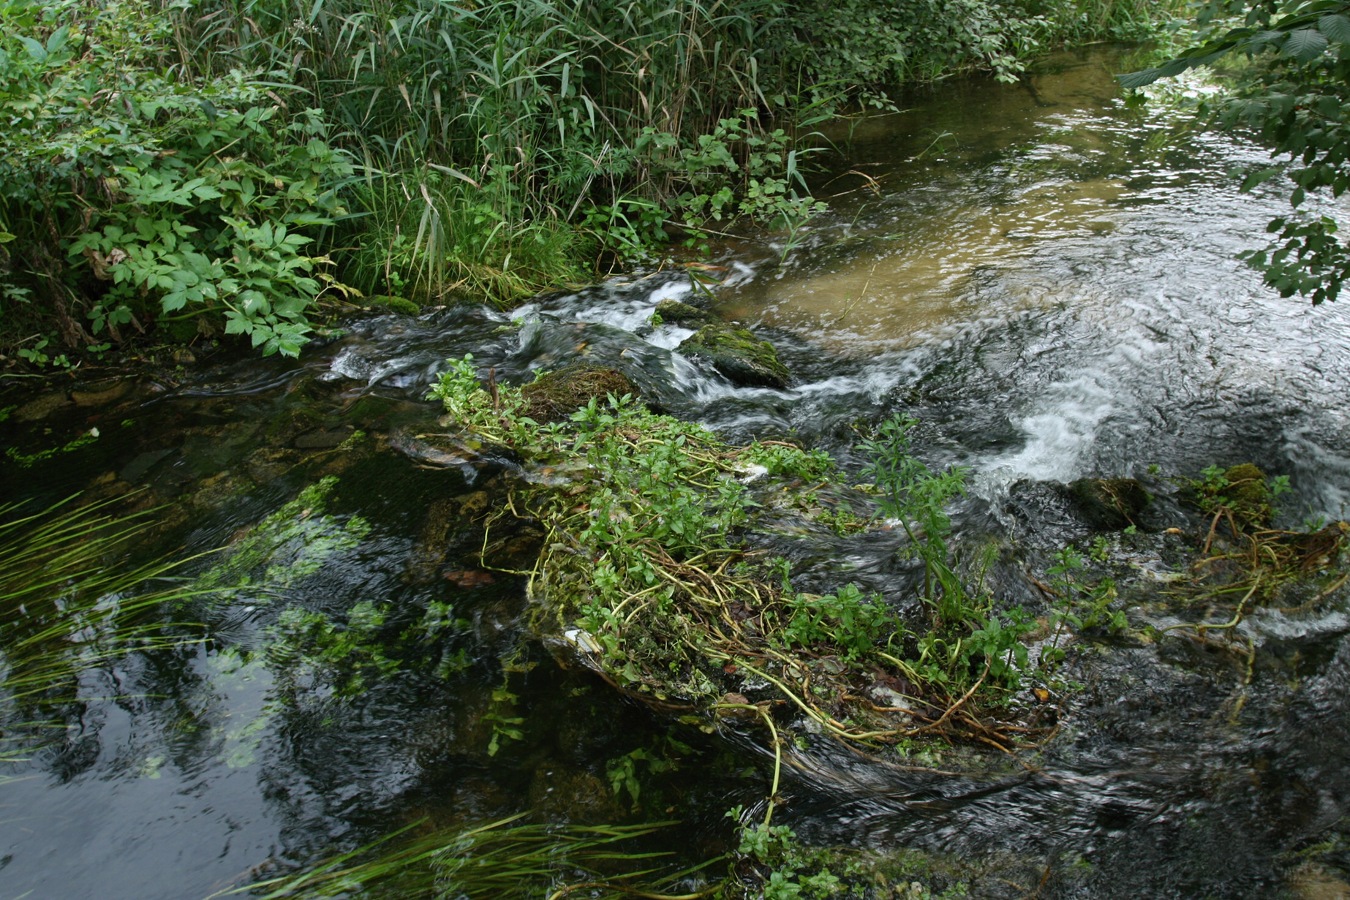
top-left (677, 324), bottom-right (791, 388)
top-left (1066, 477), bottom-right (1151, 530)
top-left (519, 364), bottom-right (640, 423)
top-left (366, 294), bottom-right (420, 316)
top-left (654, 299), bottom-right (715, 328)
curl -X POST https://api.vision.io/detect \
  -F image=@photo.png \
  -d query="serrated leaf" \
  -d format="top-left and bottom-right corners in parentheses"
top-left (1319, 14), bottom-right (1350, 45)
top-left (1282, 28), bottom-right (1329, 62)
top-left (1249, 30), bottom-right (1288, 51)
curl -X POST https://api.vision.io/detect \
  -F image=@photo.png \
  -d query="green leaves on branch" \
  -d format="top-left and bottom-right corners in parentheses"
top-left (0, 0), bottom-right (353, 357)
top-left (1120, 0), bottom-right (1350, 305)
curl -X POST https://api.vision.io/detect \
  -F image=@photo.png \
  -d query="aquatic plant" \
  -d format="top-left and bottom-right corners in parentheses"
top-left (0, 495), bottom-right (209, 763)
top-left (1163, 463), bottom-right (1347, 638)
top-left (223, 814), bottom-right (701, 899)
top-left (429, 355), bottom-right (1046, 751)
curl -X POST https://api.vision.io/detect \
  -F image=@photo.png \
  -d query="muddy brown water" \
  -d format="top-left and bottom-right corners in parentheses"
top-left (3, 47), bottom-right (1350, 898)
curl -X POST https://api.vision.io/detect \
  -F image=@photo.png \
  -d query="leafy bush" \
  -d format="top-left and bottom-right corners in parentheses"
top-left (0, 0), bottom-right (353, 357)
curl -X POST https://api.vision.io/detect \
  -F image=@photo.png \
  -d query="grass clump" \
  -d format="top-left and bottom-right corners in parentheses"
top-left (429, 355), bottom-right (1052, 752)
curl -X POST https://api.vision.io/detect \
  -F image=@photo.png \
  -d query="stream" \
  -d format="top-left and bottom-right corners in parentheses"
top-left (3, 46), bottom-right (1350, 898)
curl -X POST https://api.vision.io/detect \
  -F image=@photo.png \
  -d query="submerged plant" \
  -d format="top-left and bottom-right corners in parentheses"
top-left (0, 495), bottom-right (210, 763)
top-left (225, 814), bottom-right (699, 899)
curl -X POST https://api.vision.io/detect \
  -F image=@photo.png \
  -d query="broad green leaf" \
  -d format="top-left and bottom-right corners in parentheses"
top-left (17, 36), bottom-right (45, 61)
top-left (1319, 14), bottom-right (1350, 45)
top-left (1282, 28), bottom-right (1329, 62)
top-left (46, 25), bottom-right (70, 56)
top-left (1240, 167), bottom-right (1282, 192)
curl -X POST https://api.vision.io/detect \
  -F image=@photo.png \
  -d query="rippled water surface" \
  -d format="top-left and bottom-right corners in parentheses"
top-left (4, 47), bottom-right (1350, 899)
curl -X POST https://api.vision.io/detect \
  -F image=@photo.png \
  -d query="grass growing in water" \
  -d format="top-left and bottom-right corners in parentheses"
top-left (0, 495), bottom-right (209, 764)
top-left (221, 814), bottom-right (704, 899)
top-left (429, 355), bottom-right (1051, 752)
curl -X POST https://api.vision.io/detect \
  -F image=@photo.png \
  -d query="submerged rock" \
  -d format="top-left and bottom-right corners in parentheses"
top-left (677, 324), bottom-right (791, 388)
top-left (1066, 477), bottom-right (1151, 531)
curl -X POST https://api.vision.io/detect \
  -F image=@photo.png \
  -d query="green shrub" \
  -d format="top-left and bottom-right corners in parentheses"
top-left (0, 0), bottom-right (353, 357)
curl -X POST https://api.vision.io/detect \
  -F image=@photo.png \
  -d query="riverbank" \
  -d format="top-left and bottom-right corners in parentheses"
top-left (0, 0), bottom-right (1181, 371)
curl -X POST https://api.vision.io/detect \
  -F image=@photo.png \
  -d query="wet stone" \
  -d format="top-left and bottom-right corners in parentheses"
top-left (294, 425), bottom-right (356, 449)
top-left (1066, 477), bottom-right (1151, 531)
top-left (527, 764), bottom-right (625, 823)
top-left (70, 378), bottom-right (133, 408)
top-left (13, 391), bottom-right (72, 422)
top-left (654, 299), bottom-right (715, 327)
top-left (676, 324), bottom-right (792, 389)
top-left (119, 448), bottom-right (175, 484)
top-left (519, 364), bottom-right (640, 423)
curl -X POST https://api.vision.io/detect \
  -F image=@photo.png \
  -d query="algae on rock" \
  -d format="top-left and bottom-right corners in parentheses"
top-left (677, 324), bottom-right (792, 388)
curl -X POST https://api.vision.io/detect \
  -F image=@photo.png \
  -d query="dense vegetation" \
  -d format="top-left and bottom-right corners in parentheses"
top-left (0, 0), bottom-right (1165, 364)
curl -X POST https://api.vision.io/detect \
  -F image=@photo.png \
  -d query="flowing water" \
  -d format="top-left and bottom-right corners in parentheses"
top-left (4, 47), bottom-right (1350, 898)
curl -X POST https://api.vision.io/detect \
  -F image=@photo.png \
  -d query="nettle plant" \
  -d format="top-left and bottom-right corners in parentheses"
top-left (0, 0), bottom-right (353, 357)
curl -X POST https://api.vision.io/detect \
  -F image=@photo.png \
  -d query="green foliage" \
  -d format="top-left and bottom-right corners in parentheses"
top-left (1189, 461), bottom-right (1288, 529)
top-left (741, 440), bottom-right (837, 481)
top-left (266, 601), bottom-right (399, 699)
top-left (1040, 547), bottom-right (1125, 668)
top-left (728, 808), bottom-right (841, 900)
top-left (781, 583), bottom-right (902, 661)
top-left (0, 0), bottom-right (354, 357)
top-left (859, 415), bottom-right (973, 626)
top-left (483, 685), bottom-right (526, 757)
top-left (605, 735), bottom-right (691, 810)
top-left (429, 357), bottom-right (1049, 749)
top-left (193, 476), bottom-right (371, 596)
top-left (230, 814), bottom-right (687, 899)
top-left (5, 425), bottom-right (99, 467)
top-left (1120, 0), bottom-right (1350, 306)
top-left (2, 0), bottom-right (1181, 358)
top-left (0, 496), bottom-right (210, 762)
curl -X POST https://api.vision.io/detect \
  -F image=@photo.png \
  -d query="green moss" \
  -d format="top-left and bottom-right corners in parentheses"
top-left (366, 294), bottom-right (421, 316)
top-left (519, 365), bottom-right (640, 424)
top-left (1190, 462), bottom-right (1280, 530)
top-left (654, 299), bottom-right (715, 327)
top-left (677, 324), bottom-right (791, 388)
top-left (1222, 463), bottom-right (1274, 528)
